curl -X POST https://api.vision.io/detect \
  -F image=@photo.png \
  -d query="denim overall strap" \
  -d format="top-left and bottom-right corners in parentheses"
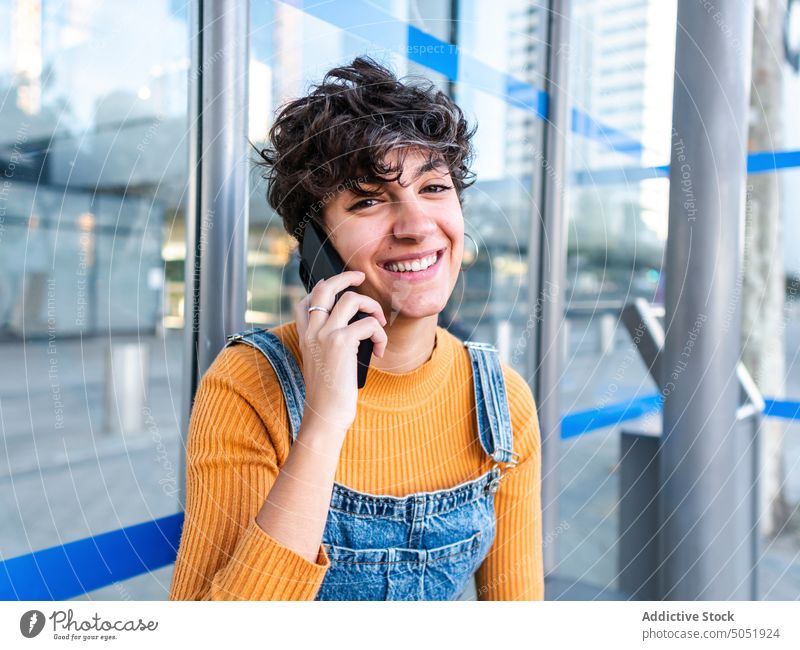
top-left (463, 341), bottom-right (518, 468)
top-left (225, 328), bottom-right (306, 443)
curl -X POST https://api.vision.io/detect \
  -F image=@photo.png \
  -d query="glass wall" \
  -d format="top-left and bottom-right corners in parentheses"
top-left (744, 0), bottom-right (800, 599)
top-left (0, 0), bottom-right (189, 599)
top-left (556, 0), bottom-right (676, 593)
top-left (559, 0), bottom-right (800, 599)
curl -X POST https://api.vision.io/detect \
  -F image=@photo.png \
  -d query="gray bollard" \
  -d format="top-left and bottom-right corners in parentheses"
top-left (599, 313), bottom-right (615, 355)
top-left (618, 423), bottom-right (661, 600)
top-left (496, 319), bottom-right (511, 366)
top-left (104, 341), bottom-right (149, 435)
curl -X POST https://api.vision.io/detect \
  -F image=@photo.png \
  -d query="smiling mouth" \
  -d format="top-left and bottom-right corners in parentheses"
top-left (378, 249), bottom-right (445, 273)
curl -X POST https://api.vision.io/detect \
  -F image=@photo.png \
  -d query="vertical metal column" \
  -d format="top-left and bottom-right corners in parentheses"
top-left (529, 0), bottom-right (570, 579)
top-left (661, 1), bottom-right (754, 599)
top-left (179, 0), bottom-right (250, 507)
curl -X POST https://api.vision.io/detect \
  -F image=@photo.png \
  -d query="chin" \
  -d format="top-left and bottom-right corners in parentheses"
top-left (387, 299), bottom-right (448, 322)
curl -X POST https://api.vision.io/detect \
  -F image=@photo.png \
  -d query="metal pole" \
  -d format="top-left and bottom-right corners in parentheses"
top-left (530, 0), bottom-right (570, 579)
top-left (179, 0), bottom-right (250, 507)
top-left (660, 0), bottom-right (754, 600)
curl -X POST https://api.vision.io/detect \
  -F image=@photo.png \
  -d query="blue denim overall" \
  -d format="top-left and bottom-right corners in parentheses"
top-left (225, 326), bottom-right (519, 600)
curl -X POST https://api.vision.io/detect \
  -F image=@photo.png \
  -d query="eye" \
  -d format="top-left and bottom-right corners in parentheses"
top-left (422, 183), bottom-right (453, 194)
top-left (347, 198), bottom-right (382, 211)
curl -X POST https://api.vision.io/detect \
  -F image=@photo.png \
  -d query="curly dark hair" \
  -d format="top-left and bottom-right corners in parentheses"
top-left (254, 55), bottom-right (477, 244)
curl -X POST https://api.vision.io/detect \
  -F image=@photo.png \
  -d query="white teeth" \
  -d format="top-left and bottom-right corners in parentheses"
top-left (385, 253), bottom-right (438, 273)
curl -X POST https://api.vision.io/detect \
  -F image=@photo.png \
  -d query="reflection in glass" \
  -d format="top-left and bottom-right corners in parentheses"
top-left (0, 0), bottom-right (189, 600)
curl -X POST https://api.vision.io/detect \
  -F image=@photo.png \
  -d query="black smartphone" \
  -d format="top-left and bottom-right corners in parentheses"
top-left (298, 219), bottom-right (374, 389)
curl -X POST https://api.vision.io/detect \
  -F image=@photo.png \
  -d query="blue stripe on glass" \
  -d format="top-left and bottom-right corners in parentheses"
top-left (0, 513), bottom-right (183, 600)
top-left (406, 26), bottom-right (548, 118)
top-left (572, 164), bottom-right (669, 186)
top-left (571, 108), bottom-right (644, 157)
top-left (505, 73), bottom-right (549, 118)
top-left (281, 1), bottom-right (800, 172)
top-left (407, 25), bottom-right (459, 79)
top-left (573, 150), bottom-right (800, 186)
top-left (747, 149), bottom-right (800, 174)
top-left (560, 394), bottom-right (663, 440)
top-left (277, 0), bottom-right (549, 120)
top-left (561, 396), bottom-right (800, 437)
top-left (764, 399), bottom-right (800, 420)
top-left (747, 149), bottom-right (800, 173)
top-left (284, 0), bottom-right (405, 43)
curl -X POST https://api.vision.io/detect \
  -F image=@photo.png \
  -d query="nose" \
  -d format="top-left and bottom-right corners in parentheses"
top-left (389, 193), bottom-right (438, 242)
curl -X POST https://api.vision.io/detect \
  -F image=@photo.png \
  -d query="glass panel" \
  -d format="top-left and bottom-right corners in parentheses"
top-left (562, 0), bottom-right (800, 600)
top-left (559, 0), bottom-right (677, 593)
top-left (744, 1), bottom-right (800, 600)
top-left (0, 0), bottom-right (188, 599)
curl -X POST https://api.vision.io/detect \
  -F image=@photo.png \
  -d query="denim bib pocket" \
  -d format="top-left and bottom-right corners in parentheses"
top-left (318, 530), bottom-right (483, 600)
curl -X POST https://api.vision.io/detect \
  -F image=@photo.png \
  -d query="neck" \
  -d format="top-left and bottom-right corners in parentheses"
top-left (370, 313), bottom-right (438, 374)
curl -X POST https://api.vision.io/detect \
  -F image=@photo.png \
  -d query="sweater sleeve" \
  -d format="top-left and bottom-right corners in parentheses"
top-left (169, 352), bottom-right (330, 601)
top-left (474, 366), bottom-right (544, 600)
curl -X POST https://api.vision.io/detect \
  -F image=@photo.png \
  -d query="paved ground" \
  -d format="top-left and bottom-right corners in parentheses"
top-left (2, 312), bottom-right (799, 600)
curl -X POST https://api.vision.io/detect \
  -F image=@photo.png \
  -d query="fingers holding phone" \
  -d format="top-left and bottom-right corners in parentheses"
top-left (294, 270), bottom-right (388, 434)
top-left (311, 276), bottom-right (387, 346)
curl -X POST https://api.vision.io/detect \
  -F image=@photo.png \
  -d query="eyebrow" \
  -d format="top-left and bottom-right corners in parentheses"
top-left (410, 158), bottom-right (448, 179)
top-left (354, 158), bottom-right (448, 188)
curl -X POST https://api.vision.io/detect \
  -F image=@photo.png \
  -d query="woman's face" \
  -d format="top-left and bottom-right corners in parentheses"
top-left (322, 147), bottom-right (464, 323)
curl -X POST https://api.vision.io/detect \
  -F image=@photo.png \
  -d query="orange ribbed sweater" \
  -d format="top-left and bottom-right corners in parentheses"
top-left (169, 321), bottom-right (543, 600)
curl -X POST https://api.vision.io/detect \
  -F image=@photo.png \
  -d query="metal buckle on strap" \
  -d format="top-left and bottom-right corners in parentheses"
top-left (464, 340), bottom-right (498, 352)
top-left (491, 448), bottom-right (520, 469)
top-left (486, 465), bottom-right (503, 494)
top-left (227, 327), bottom-right (269, 343)
top-left (485, 452), bottom-right (520, 495)
top-left (506, 451), bottom-right (520, 469)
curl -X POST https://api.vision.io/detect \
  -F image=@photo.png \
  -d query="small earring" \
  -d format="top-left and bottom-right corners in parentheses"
top-left (461, 232), bottom-right (479, 271)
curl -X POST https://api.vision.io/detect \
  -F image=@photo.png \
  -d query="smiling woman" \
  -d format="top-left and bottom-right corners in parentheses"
top-left (169, 55), bottom-right (544, 601)
top-left (321, 146), bottom-right (465, 370)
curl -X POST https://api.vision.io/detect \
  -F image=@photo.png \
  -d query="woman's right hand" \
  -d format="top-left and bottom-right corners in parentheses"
top-left (294, 271), bottom-right (388, 436)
